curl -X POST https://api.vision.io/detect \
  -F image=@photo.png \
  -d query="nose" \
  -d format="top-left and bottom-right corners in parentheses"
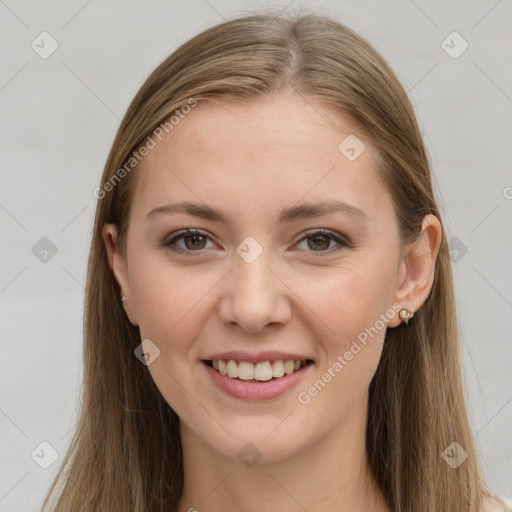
top-left (217, 245), bottom-right (292, 334)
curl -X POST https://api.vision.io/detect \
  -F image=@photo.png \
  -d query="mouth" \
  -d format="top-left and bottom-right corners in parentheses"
top-left (202, 359), bottom-right (315, 382)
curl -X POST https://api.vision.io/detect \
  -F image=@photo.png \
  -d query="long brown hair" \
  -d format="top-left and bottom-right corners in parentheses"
top-left (41, 10), bottom-right (502, 512)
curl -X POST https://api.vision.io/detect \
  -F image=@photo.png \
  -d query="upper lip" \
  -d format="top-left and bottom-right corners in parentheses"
top-left (202, 350), bottom-right (315, 364)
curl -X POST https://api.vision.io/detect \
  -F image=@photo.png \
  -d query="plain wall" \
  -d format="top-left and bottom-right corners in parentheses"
top-left (0, 1), bottom-right (511, 510)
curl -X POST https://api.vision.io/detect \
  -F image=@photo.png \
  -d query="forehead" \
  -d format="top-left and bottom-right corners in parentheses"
top-left (130, 94), bottom-right (392, 224)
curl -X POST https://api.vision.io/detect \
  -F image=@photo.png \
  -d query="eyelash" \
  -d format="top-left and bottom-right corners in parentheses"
top-left (163, 227), bottom-right (350, 256)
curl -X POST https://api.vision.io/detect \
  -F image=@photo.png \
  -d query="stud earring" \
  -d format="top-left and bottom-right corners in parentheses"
top-left (121, 296), bottom-right (127, 304)
top-left (398, 307), bottom-right (414, 325)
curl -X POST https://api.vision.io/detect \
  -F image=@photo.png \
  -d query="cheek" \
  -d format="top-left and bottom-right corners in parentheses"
top-left (128, 250), bottom-right (219, 344)
top-left (298, 255), bottom-right (396, 342)
top-left (293, 257), bottom-right (395, 401)
top-left (129, 255), bottom-right (214, 421)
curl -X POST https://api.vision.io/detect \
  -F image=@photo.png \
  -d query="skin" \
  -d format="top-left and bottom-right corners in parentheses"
top-left (103, 93), bottom-right (442, 512)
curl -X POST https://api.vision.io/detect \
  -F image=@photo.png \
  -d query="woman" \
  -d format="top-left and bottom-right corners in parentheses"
top-left (41, 10), bottom-right (509, 512)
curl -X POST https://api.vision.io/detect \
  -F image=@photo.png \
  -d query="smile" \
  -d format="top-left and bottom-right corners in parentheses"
top-left (204, 359), bottom-right (314, 381)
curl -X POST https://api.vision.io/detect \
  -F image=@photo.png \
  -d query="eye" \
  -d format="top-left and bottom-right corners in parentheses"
top-left (163, 228), bottom-right (350, 256)
top-left (164, 228), bottom-right (216, 253)
top-left (295, 229), bottom-right (349, 253)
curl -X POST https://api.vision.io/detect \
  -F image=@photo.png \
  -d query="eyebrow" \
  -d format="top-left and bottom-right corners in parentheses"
top-left (146, 199), bottom-right (369, 225)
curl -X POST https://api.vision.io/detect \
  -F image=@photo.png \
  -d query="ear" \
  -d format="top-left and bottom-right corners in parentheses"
top-left (387, 214), bottom-right (443, 328)
top-left (102, 223), bottom-right (139, 326)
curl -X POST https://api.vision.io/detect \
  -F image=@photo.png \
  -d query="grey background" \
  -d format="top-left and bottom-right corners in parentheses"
top-left (0, 1), bottom-right (511, 510)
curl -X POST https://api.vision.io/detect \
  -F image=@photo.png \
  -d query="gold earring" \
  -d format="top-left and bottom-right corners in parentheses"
top-left (398, 307), bottom-right (414, 325)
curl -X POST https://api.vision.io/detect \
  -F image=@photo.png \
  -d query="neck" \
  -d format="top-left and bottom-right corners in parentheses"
top-left (176, 394), bottom-right (390, 512)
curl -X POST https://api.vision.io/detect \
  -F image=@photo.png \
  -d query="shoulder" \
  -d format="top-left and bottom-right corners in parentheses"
top-left (480, 496), bottom-right (512, 512)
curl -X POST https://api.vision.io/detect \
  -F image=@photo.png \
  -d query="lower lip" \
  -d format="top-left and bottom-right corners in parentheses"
top-left (202, 361), bottom-right (313, 401)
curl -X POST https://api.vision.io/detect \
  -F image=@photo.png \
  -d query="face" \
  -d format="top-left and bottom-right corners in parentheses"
top-left (105, 94), bottom-right (412, 464)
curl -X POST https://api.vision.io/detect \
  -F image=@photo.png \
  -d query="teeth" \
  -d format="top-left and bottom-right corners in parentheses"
top-left (227, 360), bottom-right (238, 378)
top-left (209, 359), bottom-right (309, 381)
top-left (272, 360), bottom-right (285, 378)
top-left (254, 361), bottom-right (273, 381)
top-left (238, 361), bottom-right (253, 380)
top-left (284, 360), bottom-right (295, 375)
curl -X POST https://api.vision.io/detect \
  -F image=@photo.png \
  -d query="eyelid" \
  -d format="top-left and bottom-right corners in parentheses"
top-left (294, 228), bottom-right (351, 252)
top-left (299, 228), bottom-right (351, 245)
top-left (163, 227), bottom-right (351, 254)
top-left (164, 228), bottom-right (216, 252)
